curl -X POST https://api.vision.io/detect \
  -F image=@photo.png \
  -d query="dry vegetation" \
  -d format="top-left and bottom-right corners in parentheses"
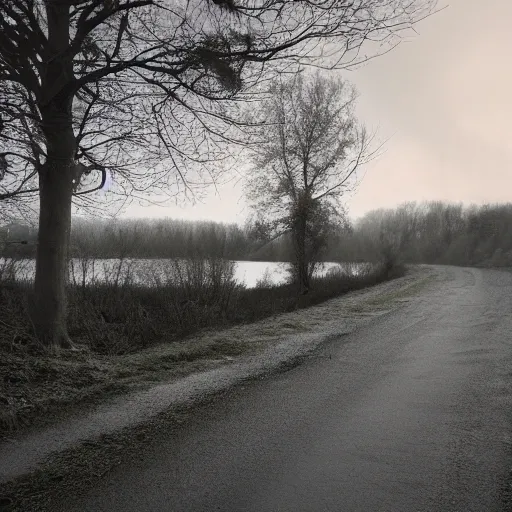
top-left (0, 257), bottom-right (404, 437)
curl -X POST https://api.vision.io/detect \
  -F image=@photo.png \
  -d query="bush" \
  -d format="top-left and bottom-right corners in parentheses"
top-left (66, 257), bottom-right (243, 354)
top-left (2, 257), bottom-right (404, 356)
top-left (0, 253), bottom-right (35, 353)
top-left (254, 268), bottom-right (275, 289)
top-left (377, 246), bottom-right (406, 280)
top-left (0, 281), bottom-right (35, 353)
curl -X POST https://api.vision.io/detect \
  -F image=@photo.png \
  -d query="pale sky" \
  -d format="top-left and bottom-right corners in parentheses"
top-left (124, 0), bottom-right (512, 223)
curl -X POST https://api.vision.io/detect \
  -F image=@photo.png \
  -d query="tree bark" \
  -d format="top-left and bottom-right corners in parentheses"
top-left (31, 1), bottom-right (75, 350)
top-left (33, 155), bottom-right (74, 350)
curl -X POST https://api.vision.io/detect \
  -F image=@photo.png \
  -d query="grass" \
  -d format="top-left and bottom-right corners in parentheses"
top-left (0, 258), bottom-right (404, 437)
top-left (0, 336), bottom-right (251, 438)
top-left (345, 272), bottom-right (435, 314)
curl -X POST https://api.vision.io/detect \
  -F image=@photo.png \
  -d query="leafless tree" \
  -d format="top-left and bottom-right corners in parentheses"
top-left (0, 0), bottom-right (436, 349)
top-left (246, 73), bottom-right (375, 293)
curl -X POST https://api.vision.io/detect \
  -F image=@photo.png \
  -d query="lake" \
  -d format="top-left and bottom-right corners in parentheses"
top-left (0, 259), bottom-right (368, 289)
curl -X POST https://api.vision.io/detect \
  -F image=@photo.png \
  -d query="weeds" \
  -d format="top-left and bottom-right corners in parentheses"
top-left (1, 258), bottom-right (402, 356)
top-left (64, 257), bottom-right (242, 354)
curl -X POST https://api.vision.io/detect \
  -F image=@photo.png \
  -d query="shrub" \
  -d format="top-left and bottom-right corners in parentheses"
top-left (2, 257), bottom-right (404, 356)
top-left (66, 257), bottom-right (243, 354)
top-left (254, 268), bottom-right (275, 288)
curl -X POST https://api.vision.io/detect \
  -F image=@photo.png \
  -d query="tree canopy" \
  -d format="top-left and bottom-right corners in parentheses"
top-left (1, 0), bottom-right (436, 207)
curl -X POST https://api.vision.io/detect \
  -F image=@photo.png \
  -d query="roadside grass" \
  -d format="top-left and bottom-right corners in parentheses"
top-left (346, 272), bottom-right (435, 314)
top-left (0, 338), bottom-right (252, 437)
top-left (0, 259), bottom-right (404, 437)
top-left (367, 273), bottom-right (434, 305)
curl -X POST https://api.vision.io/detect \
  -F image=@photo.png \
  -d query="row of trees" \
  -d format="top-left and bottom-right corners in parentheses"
top-left (6, 202), bottom-right (512, 270)
top-left (70, 219), bottom-right (252, 260)
top-left (0, 215), bottom-right (339, 262)
top-left (334, 202), bottom-right (512, 267)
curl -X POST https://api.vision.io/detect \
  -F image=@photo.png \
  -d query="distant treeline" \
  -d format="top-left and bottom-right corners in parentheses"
top-left (72, 219), bottom-right (253, 260)
top-left (68, 218), bottom-right (294, 261)
top-left (335, 202), bottom-right (512, 267)
top-left (3, 202), bottom-right (512, 266)
top-left (0, 218), bottom-right (296, 261)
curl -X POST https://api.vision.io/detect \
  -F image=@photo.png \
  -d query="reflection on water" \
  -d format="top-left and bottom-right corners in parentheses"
top-left (234, 261), bottom-right (364, 288)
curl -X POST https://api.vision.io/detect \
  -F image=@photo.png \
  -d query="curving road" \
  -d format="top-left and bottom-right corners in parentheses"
top-left (57, 266), bottom-right (512, 511)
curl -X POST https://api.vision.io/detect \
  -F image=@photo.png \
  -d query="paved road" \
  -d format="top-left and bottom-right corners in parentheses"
top-left (58, 266), bottom-right (512, 511)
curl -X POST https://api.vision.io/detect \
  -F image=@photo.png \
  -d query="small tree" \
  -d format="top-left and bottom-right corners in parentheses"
top-left (246, 73), bottom-right (374, 293)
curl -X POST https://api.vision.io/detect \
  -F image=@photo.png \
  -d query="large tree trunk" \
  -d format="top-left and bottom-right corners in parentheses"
top-left (33, 152), bottom-right (74, 350)
top-left (32, 1), bottom-right (75, 350)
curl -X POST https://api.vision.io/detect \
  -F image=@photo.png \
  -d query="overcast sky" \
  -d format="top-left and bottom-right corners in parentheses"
top-left (125, 0), bottom-right (512, 223)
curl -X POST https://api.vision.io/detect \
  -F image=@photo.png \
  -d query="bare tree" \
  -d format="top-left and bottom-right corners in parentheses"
top-left (246, 73), bottom-right (374, 293)
top-left (0, 0), bottom-right (436, 349)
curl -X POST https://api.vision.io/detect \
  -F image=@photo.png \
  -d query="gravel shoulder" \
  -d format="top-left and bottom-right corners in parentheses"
top-left (0, 265), bottom-right (435, 510)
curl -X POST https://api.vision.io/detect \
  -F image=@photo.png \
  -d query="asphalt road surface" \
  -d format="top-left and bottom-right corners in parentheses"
top-left (57, 266), bottom-right (512, 512)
